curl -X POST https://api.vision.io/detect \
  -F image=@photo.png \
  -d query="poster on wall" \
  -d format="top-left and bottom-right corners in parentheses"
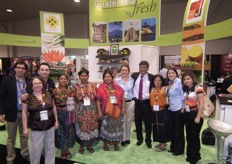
top-left (89, 0), bottom-right (160, 46)
top-left (40, 11), bottom-right (65, 65)
top-left (181, 0), bottom-right (210, 83)
top-left (108, 21), bottom-right (122, 43)
top-left (186, 0), bottom-right (206, 24)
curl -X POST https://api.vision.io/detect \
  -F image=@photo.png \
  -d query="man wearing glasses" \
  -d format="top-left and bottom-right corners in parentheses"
top-left (0, 60), bottom-right (30, 164)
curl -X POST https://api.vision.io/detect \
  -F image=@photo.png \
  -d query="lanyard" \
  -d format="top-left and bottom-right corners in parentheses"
top-left (17, 80), bottom-right (26, 94)
top-left (122, 80), bottom-right (132, 95)
top-left (167, 80), bottom-right (175, 96)
top-left (46, 83), bottom-right (49, 91)
top-left (34, 93), bottom-right (46, 108)
top-left (106, 84), bottom-right (116, 96)
top-left (80, 82), bottom-right (89, 97)
top-left (153, 88), bottom-right (159, 103)
top-left (185, 91), bottom-right (189, 104)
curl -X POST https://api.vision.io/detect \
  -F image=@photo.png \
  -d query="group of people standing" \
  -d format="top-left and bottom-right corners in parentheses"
top-left (0, 60), bottom-right (204, 164)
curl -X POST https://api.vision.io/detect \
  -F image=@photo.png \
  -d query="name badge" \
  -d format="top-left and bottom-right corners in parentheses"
top-left (110, 96), bottom-right (117, 104)
top-left (84, 97), bottom-right (90, 106)
top-left (185, 105), bottom-right (190, 112)
top-left (124, 91), bottom-right (128, 98)
top-left (40, 110), bottom-right (48, 121)
top-left (166, 97), bottom-right (169, 105)
top-left (153, 104), bottom-right (159, 111)
top-left (18, 97), bottom-right (22, 105)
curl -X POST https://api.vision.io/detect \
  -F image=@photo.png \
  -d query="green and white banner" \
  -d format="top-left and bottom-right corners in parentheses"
top-left (181, 0), bottom-right (210, 83)
top-left (40, 11), bottom-right (65, 64)
top-left (89, 0), bottom-right (160, 46)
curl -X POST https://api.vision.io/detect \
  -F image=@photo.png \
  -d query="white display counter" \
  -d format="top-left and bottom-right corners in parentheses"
top-left (215, 95), bottom-right (232, 157)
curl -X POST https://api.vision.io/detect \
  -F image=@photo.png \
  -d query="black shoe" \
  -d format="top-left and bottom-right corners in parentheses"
top-left (121, 141), bottom-right (126, 146)
top-left (196, 156), bottom-right (201, 161)
top-left (168, 150), bottom-right (173, 153)
top-left (189, 159), bottom-right (196, 164)
top-left (136, 140), bottom-right (143, 146)
top-left (186, 156), bottom-right (201, 162)
top-left (146, 143), bottom-right (152, 149)
top-left (126, 140), bottom-right (130, 144)
top-left (172, 152), bottom-right (184, 156)
top-left (22, 155), bottom-right (30, 162)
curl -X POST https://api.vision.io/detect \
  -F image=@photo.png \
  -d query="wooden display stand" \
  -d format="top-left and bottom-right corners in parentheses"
top-left (88, 45), bottom-right (159, 83)
top-left (50, 66), bottom-right (66, 81)
top-left (180, 64), bottom-right (211, 71)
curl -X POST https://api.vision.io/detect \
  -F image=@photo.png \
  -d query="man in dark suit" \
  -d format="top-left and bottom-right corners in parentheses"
top-left (131, 61), bottom-right (154, 149)
top-left (0, 60), bottom-right (30, 164)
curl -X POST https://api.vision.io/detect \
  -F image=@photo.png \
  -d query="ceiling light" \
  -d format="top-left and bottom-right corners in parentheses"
top-left (6, 9), bottom-right (13, 12)
top-left (74, 0), bottom-right (80, 2)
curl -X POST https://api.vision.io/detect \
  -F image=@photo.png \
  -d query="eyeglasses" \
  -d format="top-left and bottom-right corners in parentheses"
top-left (39, 68), bottom-right (49, 72)
top-left (16, 66), bottom-right (26, 70)
top-left (32, 83), bottom-right (42, 85)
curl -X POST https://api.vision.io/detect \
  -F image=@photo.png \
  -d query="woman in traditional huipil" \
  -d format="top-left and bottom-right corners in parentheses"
top-left (150, 74), bottom-right (170, 152)
top-left (52, 74), bottom-right (75, 159)
top-left (73, 68), bottom-right (98, 154)
top-left (97, 69), bottom-right (125, 151)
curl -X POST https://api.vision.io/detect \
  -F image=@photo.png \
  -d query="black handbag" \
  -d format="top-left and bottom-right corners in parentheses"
top-left (227, 142), bottom-right (232, 164)
top-left (201, 128), bottom-right (215, 146)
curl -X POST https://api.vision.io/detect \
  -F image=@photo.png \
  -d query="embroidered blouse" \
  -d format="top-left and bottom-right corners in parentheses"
top-left (52, 87), bottom-right (75, 107)
top-left (150, 86), bottom-right (167, 110)
top-left (73, 82), bottom-right (97, 102)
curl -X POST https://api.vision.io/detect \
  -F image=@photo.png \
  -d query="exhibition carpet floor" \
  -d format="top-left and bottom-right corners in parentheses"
top-left (0, 119), bottom-right (216, 164)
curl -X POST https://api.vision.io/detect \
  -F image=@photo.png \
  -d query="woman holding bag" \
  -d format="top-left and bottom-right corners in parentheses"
top-left (182, 71), bottom-right (204, 164)
top-left (97, 69), bottom-right (125, 151)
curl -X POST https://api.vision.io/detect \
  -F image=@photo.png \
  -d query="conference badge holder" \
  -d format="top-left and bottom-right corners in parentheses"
top-left (40, 110), bottom-right (48, 121)
top-left (185, 105), bottom-right (190, 112)
top-left (153, 104), bottom-right (159, 111)
top-left (110, 96), bottom-right (117, 104)
top-left (84, 97), bottom-right (90, 106)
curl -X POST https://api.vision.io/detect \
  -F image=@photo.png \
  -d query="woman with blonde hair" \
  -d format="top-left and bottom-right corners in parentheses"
top-left (115, 64), bottom-right (134, 146)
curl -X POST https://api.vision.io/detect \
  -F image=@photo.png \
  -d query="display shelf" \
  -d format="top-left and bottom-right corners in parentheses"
top-left (96, 54), bottom-right (129, 59)
top-left (97, 62), bottom-right (127, 65)
top-left (96, 51), bottom-right (129, 72)
top-left (180, 64), bottom-right (211, 71)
